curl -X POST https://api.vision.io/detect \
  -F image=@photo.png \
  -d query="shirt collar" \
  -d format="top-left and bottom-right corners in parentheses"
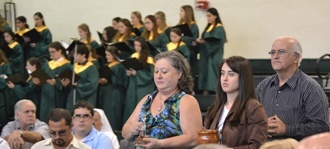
top-left (81, 126), bottom-right (98, 142)
top-left (15, 119), bottom-right (35, 131)
top-left (43, 136), bottom-right (81, 148)
top-left (270, 69), bottom-right (301, 89)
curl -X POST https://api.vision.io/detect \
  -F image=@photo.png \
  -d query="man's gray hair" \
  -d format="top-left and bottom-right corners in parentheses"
top-left (14, 99), bottom-right (35, 112)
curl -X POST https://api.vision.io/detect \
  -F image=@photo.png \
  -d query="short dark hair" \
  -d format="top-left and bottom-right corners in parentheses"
top-left (48, 108), bottom-right (72, 126)
top-left (77, 45), bottom-right (90, 59)
top-left (72, 101), bottom-right (94, 116)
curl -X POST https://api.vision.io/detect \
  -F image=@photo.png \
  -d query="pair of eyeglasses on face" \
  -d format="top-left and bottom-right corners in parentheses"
top-left (49, 130), bottom-right (67, 137)
top-left (72, 114), bottom-right (92, 120)
top-left (268, 49), bottom-right (289, 56)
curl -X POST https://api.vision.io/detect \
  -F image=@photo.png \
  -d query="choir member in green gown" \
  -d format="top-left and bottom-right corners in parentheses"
top-left (0, 50), bottom-right (11, 129)
top-left (86, 45), bottom-right (100, 69)
top-left (123, 37), bottom-right (155, 124)
top-left (155, 11), bottom-right (171, 40)
top-left (112, 17), bottom-right (121, 32)
top-left (7, 58), bottom-right (42, 118)
top-left (62, 45), bottom-right (99, 111)
top-left (78, 23), bottom-right (100, 50)
top-left (178, 5), bottom-right (200, 80)
top-left (196, 8), bottom-right (227, 95)
top-left (141, 15), bottom-right (169, 57)
top-left (27, 12), bottom-right (52, 58)
top-left (98, 46), bottom-right (127, 131)
top-left (131, 11), bottom-right (145, 35)
top-left (15, 16), bottom-right (30, 76)
top-left (112, 19), bottom-right (136, 59)
top-left (0, 14), bottom-right (12, 50)
top-left (38, 42), bottom-right (72, 121)
top-left (3, 30), bottom-right (24, 76)
top-left (166, 28), bottom-right (190, 61)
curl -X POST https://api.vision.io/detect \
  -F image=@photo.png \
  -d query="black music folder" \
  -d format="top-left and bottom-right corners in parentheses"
top-left (6, 73), bottom-right (28, 87)
top-left (95, 45), bottom-right (106, 57)
top-left (121, 58), bottom-right (144, 70)
top-left (0, 44), bottom-right (14, 58)
top-left (99, 66), bottom-right (113, 81)
top-left (147, 42), bottom-right (161, 53)
top-left (14, 34), bottom-right (25, 44)
top-left (133, 28), bottom-right (141, 36)
top-left (30, 69), bottom-right (51, 85)
top-left (172, 23), bottom-right (193, 37)
top-left (66, 40), bottom-right (85, 53)
top-left (110, 42), bottom-right (134, 53)
top-left (23, 28), bottom-right (42, 43)
top-left (97, 31), bottom-right (104, 42)
top-left (58, 69), bottom-right (81, 83)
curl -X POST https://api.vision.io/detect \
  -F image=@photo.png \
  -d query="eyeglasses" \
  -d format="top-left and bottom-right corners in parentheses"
top-left (49, 130), bottom-right (67, 137)
top-left (73, 114), bottom-right (92, 120)
top-left (268, 49), bottom-right (289, 56)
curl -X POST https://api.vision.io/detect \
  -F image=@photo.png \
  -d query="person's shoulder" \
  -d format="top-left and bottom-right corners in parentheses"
top-left (35, 119), bottom-right (48, 127)
top-left (257, 74), bottom-right (277, 88)
top-left (180, 93), bottom-right (199, 107)
top-left (246, 99), bottom-right (263, 109)
top-left (298, 70), bottom-right (322, 87)
top-left (96, 131), bottom-right (113, 145)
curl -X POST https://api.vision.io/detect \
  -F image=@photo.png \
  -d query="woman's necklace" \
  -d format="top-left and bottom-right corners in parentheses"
top-left (157, 89), bottom-right (179, 112)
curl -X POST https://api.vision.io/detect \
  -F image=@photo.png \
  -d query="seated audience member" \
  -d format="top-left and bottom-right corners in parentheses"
top-left (0, 137), bottom-right (10, 149)
top-left (31, 108), bottom-right (91, 149)
top-left (256, 36), bottom-right (329, 141)
top-left (1, 99), bottom-right (49, 149)
top-left (122, 51), bottom-right (203, 148)
top-left (94, 109), bottom-right (120, 149)
top-left (72, 101), bottom-right (113, 149)
top-left (260, 138), bottom-right (298, 149)
top-left (296, 132), bottom-right (330, 149)
top-left (203, 56), bottom-right (268, 148)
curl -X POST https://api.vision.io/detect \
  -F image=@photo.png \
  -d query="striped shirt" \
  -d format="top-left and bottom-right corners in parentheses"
top-left (256, 69), bottom-right (329, 140)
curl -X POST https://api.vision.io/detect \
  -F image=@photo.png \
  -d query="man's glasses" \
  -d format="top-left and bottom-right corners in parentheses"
top-left (268, 49), bottom-right (289, 56)
top-left (49, 130), bottom-right (66, 137)
top-left (73, 114), bottom-right (92, 120)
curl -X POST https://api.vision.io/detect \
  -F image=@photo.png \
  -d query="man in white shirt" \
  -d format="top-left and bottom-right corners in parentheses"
top-left (32, 108), bottom-right (90, 149)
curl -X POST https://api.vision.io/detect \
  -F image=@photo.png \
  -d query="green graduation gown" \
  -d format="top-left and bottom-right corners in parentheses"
top-left (149, 33), bottom-right (169, 56)
top-left (166, 42), bottom-right (190, 61)
top-left (182, 23), bottom-right (199, 77)
top-left (98, 62), bottom-right (127, 130)
top-left (122, 54), bottom-right (155, 124)
top-left (66, 61), bottom-right (99, 111)
top-left (28, 26), bottom-right (52, 58)
top-left (39, 59), bottom-right (71, 122)
top-left (198, 24), bottom-right (226, 92)
top-left (7, 42), bottom-right (24, 76)
top-left (11, 76), bottom-right (41, 118)
top-left (0, 63), bottom-right (12, 128)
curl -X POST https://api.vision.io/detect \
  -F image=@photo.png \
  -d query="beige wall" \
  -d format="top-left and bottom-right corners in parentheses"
top-left (3, 0), bottom-right (330, 58)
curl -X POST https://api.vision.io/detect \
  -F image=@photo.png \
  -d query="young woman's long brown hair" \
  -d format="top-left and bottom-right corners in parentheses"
top-left (204, 56), bottom-right (256, 127)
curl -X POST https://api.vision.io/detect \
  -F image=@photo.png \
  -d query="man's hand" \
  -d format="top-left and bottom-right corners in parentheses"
top-left (7, 131), bottom-right (24, 149)
top-left (268, 115), bottom-right (286, 137)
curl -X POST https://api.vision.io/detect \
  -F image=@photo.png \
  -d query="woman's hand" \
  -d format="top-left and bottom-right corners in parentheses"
top-left (130, 122), bottom-right (143, 136)
top-left (195, 38), bottom-right (205, 44)
top-left (30, 43), bottom-right (36, 47)
top-left (7, 81), bottom-right (15, 89)
top-left (60, 78), bottom-right (70, 87)
top-left (99, 78), bottom-right (108, 85)
top-left (129, 68), bottom-right (137, 76)
top-left (46, 79), bottom-right (56, 86)
top-left (136, 137), bottom-right (162, 149)
top-left (32, 78), bottom-right (41, 86)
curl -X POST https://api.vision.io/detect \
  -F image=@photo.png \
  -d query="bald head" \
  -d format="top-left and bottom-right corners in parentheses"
top-left (296, 133), bottom-right (330, 149)
top-left (272, 36), bottom-right (303, 65)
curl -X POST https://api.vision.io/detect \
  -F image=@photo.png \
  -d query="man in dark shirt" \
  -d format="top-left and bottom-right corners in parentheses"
top-left (256, 36), bottom-right (329, 141)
